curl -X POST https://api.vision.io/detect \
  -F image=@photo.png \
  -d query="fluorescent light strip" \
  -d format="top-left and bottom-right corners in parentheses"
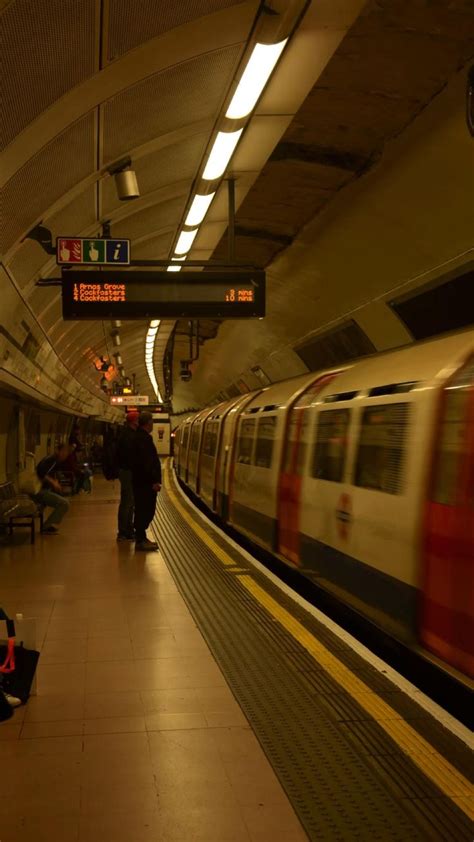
top-left (175, 228), bottom-right (198, 255)
top-left (226, 40), bottom-right (288, 120)
top-left (144, 320), bottom-right (163, 403)
top-left (185, 192), bottom-right (216, 226)
top-left (202, 129), bottom-right (243, 181)
top-left (167, 255), bottom-right (186, 273)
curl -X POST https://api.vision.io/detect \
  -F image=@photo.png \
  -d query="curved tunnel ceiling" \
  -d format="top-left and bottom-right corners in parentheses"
top-left (1, 0), bottom-right (473, 416)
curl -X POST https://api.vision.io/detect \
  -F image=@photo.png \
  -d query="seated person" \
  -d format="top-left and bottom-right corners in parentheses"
top-left (31, 444), bottom-right (70, 534)
top-left (59, 444), bottom-right (91, 494)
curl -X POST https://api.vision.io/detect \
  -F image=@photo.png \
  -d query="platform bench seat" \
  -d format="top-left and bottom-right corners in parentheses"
top-left (0, 482), bottom-right (44, 544)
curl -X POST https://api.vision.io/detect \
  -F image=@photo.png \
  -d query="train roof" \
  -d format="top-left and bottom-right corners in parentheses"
top-left (312, 328), bottom-right (474, 399)
top-left (237, 330), bottom-right (474, 412)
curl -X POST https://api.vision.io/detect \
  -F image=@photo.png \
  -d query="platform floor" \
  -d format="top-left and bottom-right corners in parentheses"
top-left (1, 471), bottom-right (473, 841)
top-left (0, 478), bottom-right (306, 842)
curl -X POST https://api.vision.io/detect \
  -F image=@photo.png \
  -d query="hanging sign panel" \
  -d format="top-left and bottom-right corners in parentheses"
top-left (110, 395), bottom-right (149, 406)
top-left (57, 238), bottom-right (130, 265)
top-left (61, 270), bottom-right (265, 320)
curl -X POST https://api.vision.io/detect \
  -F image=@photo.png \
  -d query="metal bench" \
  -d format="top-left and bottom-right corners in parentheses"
top-left (0, 482), bottom-right (43, 544)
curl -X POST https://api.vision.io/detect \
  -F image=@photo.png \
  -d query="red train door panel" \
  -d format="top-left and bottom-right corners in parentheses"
top-left (278, 407), bottom-right (306, 564)
top-left (277, 374), bottom-right (338, 565)
top-left (420, 357), bottom-right (474, 678)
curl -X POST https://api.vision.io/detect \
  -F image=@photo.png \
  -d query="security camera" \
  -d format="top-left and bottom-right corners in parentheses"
top-left (108, 157), bottom-right (140, 201)
top-left (115, 169), bottom-right (139, 201)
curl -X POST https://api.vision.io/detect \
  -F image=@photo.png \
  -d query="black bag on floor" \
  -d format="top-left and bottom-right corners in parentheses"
top-left (0, 689), bottom-right (13, 722)
top-left (0, 643), bottom-right (40, 704)
top-left (0, 612), bottom-right (40, 705)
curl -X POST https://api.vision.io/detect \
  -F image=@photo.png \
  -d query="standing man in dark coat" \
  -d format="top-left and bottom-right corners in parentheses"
top-left (116, 409), bottom-right (139, 541)
top-left (131, 411), bottom-right (161, 551)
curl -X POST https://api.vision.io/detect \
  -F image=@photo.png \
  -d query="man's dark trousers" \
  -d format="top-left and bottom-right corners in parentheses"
top-left (118, 468), bottom-right (134, 537)
top-left (133, 487), bottom-right (157, 543)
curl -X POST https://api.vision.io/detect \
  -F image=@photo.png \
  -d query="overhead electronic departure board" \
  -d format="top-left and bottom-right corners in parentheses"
top-left (62, 270), bottom-right (265, 320)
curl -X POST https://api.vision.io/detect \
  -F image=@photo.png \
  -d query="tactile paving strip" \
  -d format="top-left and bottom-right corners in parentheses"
top-left (153, 478), bottom-right (472, 841)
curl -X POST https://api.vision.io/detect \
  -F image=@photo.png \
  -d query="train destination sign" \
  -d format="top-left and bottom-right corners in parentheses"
top-left (62, 270), bottom-right (265, 320)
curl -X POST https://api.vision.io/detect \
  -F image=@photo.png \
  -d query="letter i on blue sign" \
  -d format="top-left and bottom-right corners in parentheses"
top-left (106, 240), bottom-right (128, 263)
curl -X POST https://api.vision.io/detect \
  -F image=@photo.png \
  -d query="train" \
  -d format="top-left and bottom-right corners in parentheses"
top-left (174, 329), bottom-right (474, 681)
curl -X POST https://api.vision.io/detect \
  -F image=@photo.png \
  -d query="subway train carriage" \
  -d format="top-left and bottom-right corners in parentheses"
top-left (175, 330), bottom-right (474, 680)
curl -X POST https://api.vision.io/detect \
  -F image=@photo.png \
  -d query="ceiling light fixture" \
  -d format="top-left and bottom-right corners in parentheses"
top-left (144, 320), bottom-right (163, 403)
top-left (226, 40), bottom-right (288, 120)
top-left (167, 255), bottom-right (186, 273)
top-left (175, 229), bottom-right (198, 255)
top-left (202, 129), bottom-right (243, 181)
top-left (185, 192), bottom-right (216, 227)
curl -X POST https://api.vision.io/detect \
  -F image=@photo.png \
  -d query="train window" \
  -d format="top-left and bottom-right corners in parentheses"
top-left (202, 422), bottom-right (218, 458)
top-left (255, 416), bottom-right (276, 469)
top-left (431, 359), bottom-right (474, 505)
top-left (355, 403), bottom-right (409, 494)
top-left (311, 409), bottom-right (349, 482)
top-left (182, 427), bottom-right (189, 450)
top-left (368, 382), bottom-right (417, 397)
top-left (237, 418), bottom-right (256, 465)
top-left (190, 427), bottom-right (200, 452)
top-left (323, 391), bottom-right (358, 403)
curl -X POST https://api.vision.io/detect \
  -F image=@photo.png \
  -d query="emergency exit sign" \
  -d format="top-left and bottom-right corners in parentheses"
top-left (57, 237), bottom-right (130, 265)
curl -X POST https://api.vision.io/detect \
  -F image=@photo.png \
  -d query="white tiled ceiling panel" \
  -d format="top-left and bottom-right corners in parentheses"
top-left (2, 114), bottom-right (95, 254)
top-left (107, 0), bottom-right (240, 61)
top-left (45, 185), bottom-right (97, 245)
top-left (7, 185), bottom-right (97, 291)
top-left (102, 46), bottom-right (241, 164)
top-left (6, 241), bottom-right (47, 290)
top-left (1, 0), bottom-right (96, 149)
top-left (131, 233), bottom-right (175, 260)
top-left (38, 296), bottom-right (62, 333)
top-left (112, 197), bottom-right (187, 242)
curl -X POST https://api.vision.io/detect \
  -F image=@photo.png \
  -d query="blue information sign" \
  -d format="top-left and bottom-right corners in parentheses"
top-left (106, 240), bottom-right (130, 264)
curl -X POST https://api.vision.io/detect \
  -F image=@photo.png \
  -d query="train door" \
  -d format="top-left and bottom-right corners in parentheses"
top-left (277, 374), bottom-right (338, 564)
top-left (179, 420), bottom-right (192, 480)
top-left (217, 393), bottom-right (260, 520)
top-left (420, 356), bottom-right (474, 677)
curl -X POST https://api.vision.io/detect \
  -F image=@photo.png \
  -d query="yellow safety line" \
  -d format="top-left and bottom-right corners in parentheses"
top-left (165, 467), bottom-right (474, 818)
top-left (165, 467), bottom-right (234, 566)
